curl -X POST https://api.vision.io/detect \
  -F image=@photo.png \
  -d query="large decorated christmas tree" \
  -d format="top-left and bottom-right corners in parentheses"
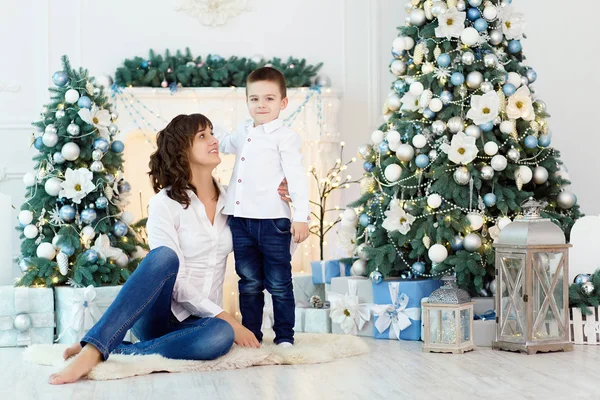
top-left (16, 56), bottom-right (144, 288)
top-left (342, 0), bottom-right (582, 295)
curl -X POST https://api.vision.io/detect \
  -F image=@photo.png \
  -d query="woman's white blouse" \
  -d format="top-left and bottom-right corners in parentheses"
top-left (146, 185), bottom-right (233, 321)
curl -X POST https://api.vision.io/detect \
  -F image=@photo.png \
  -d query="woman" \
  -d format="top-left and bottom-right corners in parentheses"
top-left (49, 114), bottom-right (290, 385)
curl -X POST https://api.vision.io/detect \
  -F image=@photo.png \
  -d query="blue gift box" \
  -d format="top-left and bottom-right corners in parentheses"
top-left (311, 259), bottom-right (352, 284)
top-left (372, 279), bottom-right (441, 341)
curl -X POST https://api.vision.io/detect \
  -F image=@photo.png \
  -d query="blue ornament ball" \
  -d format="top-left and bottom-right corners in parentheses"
top-left (502, 83), bottom-right (516, 96)
top-left (422, 108), bottom-right (436, 119)
top-left (19, 258), bottom-right (33, 272)
top-left (52, 71), bottom-right (69, 87)
top-left (208, 54), bottom-right (223, 63)
top-left (77, 96), bottom-right (92, 109)
top-left (93, 138), bottom-right (110, 153)
top-left (483, 193), bottom-right (497, 207)
top-left (53, 152), bottom-right (65, 164)
top-left (369, 270), bottom-right (383, 284)
top-left (524, 135), bottom-right (539, 149)
top-left (113, 221), bottom-right (128, 237)
top-left (467, 7), bottom-right (481, 21)
top-left (59, 205), bottom-right (76, 222)
top-left (437, 53), bottom-right (451, 67)
top-left (83, 249), bottom-right (99, 263)
top-left (141, 61), bottom-right (149, 68)
top-left (60, 243), bottom-right (75, 256)
top-left (474, 18), bottom-right (488, 32)
top-left (412, 261), bottom-right (426, 275)
top-left (440, 90), bottom-right (454, 104)
top-left (415, 154), bottom-right (430, 168)
top-left (359, 213), bottom-right (372, 227)
top-left (480, 121), bottom-right (494, 132)
top-left (118, 181), bottom-right (132, 193)
top-left (95, 196), bottom-right (109, 209)
top-left (574, 274), bottom-right (591, 286)
top-left (111, 140), bottom-right (125, 153)
top-left (538, 135), bottom-right (551, 147)
top-left (450, 235), bottom-right (464, 251)
top-left (394, 80), bottom-right (408, 94)
top-left (363, 161), bottom-right (374, 172)
top-left (451, 72), bottom-right (465, 86)
top-left (526, 69), bottom-right (537, 83)
top-left (80, 208), bottom-right (97, 224)
top-left (34, 136), bottom-right (44, 150)
top-left (378, 141), bottom-right (389, 153)
top-left (508, 40), bottom-right (522, 54)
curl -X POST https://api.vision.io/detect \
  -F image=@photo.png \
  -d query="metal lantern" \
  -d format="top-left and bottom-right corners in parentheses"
top-left (422, 275), bottom-right (475, 354)
top-left (493, 198), bottom-right (572, 354)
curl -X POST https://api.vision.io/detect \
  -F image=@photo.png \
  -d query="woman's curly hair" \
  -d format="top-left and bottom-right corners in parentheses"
top-left (148, 114), bottom-right (216, 208)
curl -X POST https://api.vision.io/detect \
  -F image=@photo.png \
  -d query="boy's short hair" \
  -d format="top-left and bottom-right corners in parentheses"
top-left (246, 67), bottom-right (287, 98)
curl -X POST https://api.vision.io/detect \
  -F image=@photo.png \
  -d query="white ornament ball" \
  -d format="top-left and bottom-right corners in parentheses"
top-left (82, 225), bottom-right (96, 241)
top-left (507, 72), bottom-right (522, 88)
top-left (23, 172), bottom-right (36, 187)
top-left (18, 210), bottom-right (34, 225)
top-left (44, 177), bottom-right (63, 197)
top-left (410, 82), bottom-right (424, 96)
top-left (422, 63), bottom-right (435, 74)
top-left (412, 134), bottom-right (427, 149)
top-left (121, 211), bottom-right (135, 225)
top-left (448, 116), bottom-right (464, 133)
top-left (386, 93), bottom-right (402, 111)
top-left (356, 244), bottom-right (369, 261)
top-left (463, 233), bottom-right (482, 252)
top-left (13, 314), bottom-right (32, 332)
top-left (371, 130), bottom-right (384, 145)
top-left (115, 253), bottom-right (129, 267)
top-left (484, 142), bottom-right (499, 156)
top-left (36, 242), bottom-right (56, 260)
top-left (52, 234), bottom-right (62, 248)
top-left (429, 98), bottom-right (443, 113)
top-left (410, 8), bottom-right (427, 26)
top-left (466, 71), bottom-right (484, 90)
top-left (500, 120), bottom-right (514, 134)
top-left (404, 36), bottom-right (415, 50)
top-left (23, 224), bottom-right (39, 239)
top-left (491, 155), bottom-right (508, 171)
top-left (498, 216), bottom-right (512, 230)
top-left (393, 37), bottom-right (407, 52)
top-left (489, 279), bottom-right (497, 295)
top-left (42, 132), bottom-right (59, 148)
top-left (428, 244), bottom-right (448, 263)
top-left (533, 166), bottom-right (549, 184)
top-left (95, 74), bottom-right (114, 89)
top-left (483, 5), bottom-right (498, 20)
top-left (465, 125), bottom-right (482, 139)
top-left (461, 27), bottom-right (480, 46)
top-left (467, 213), bottom-right (484, 231)
top-left (351, 259), bottom-right (368, 276)
top-left (61, 142), bottom-right (81, 161)
top-left (427, 194), bottom-right (443, 209)
top-left (515, 166), bottom-right (533, 184)
top-left (384, 164), bottom-right (403, 182)
top-left (343, 208), bottom-right (358, 223)
top-left (64, 89), bottom-right (80, 104)
top-left (391, 60), bottom-right (407, 76)
top-left (386, 130), bottom-right (401, 144)
top-left (396, 144), bottom-right (415, 162)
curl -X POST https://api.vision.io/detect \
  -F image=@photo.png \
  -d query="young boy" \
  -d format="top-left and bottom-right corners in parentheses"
top-left (217, 67), bottom-right (309, 347)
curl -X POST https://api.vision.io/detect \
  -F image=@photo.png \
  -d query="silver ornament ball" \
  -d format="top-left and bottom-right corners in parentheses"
top-left (533, 166), bottom-right (549, 184)
top-left (108, 124), bottom-right (119, 135)
top-left (457, 0), bottom-right (467, 11)
top-left (462, 51), bottom-right (476, 66)
top-left (582, 281), bottom-right (595, 295)
top-left (507, 148), bottom-right (520, 162)
top-left (370, 270), bottom-right (383, 284)
top-left (55, 110), bottom-right (65, 119)
top-left (428, 149), bottom-right (438, 159)
top-left (432, 120), bottom-right (447, 135)
top-left (13, 314), bottom-right (32, 332)
top-left (92, 149), bottom-right (104, 161)
top-left (465, 125), bottom-right (482, 139)
top-left (466, 71), bottom-right (484, 90)
top-left (489, 30), bottom-right (504, 45)
top-left (358, 144), bottom-right (373, 159)
top-left (431, 1), bottom-right (448, 17)
top-left (484, 54), bottom-right (498, 68)
top-left (315, 75), bottom-right (332, 87)
top-left (557, 191), bottom-right (576, 209)
top-left (481, 165), bottom-right (495, 181)
top-left (457, 85), bottom-right (468, 98)
top-left (67, 123), bottom-right (80, 136)
top-left (453, 166), bottom-right (471, 185)
top-left (447, 116), bottom-right (464, 133)
top-left (480, 81), bottom-right (494, 93)
top-left (534, 100), bottom-right (547, 113)
top-left (91, 161), bottom-right (104, 172)
top-left (463, 233), bottom-right (482, 252)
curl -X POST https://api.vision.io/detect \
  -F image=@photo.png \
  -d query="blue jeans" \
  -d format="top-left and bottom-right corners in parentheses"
top-left (81, 247), bottom-right (234, 361)
top-left (228, 217), bottom-right (295, 344)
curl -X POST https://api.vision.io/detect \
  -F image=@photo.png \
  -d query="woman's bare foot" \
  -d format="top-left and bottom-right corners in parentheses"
top-left (62, 343), bottom-right (82, 360)
top-left (48, 344), bottom-right (103, 385)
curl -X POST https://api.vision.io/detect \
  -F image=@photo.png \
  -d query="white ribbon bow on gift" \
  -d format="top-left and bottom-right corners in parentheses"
top-left (372, 282), bottom-right (420, 340)
top-left (56, 285), bottom-right (113, 342)
top-left (328, 279), bottom-right (371, 335)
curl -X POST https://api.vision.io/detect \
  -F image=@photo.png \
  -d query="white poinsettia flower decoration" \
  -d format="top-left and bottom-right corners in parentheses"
top-left (329, 293), bottom-right (370, 335)
top-left (91, 234), bottom-right (125, 260)
top-left (466, 91), bottom-right (500, 125)
top-left (382, 199), bottom-right (416, 235)
top-left (499, 5), bottom-right (526, 40)
top-left (506, 86), bottom-right (535, 121)
top-left (78, 104), bottom-right (111, 139)
top-left (441, 132), bottom-right (479, 165)
top-left (435, 7), bottom-right (466, 39)
top-left (400, 93), bottom-right (420, 112)
top-left (337, 227), bottom-right (358, 256)
top-left (59, 168), bottom-right (96, 204)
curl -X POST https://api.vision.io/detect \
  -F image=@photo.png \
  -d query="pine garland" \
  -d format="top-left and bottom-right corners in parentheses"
top-left (569, 270), bottom-right (600, 315)
top-left (114, 48), bottom-right (323, 88)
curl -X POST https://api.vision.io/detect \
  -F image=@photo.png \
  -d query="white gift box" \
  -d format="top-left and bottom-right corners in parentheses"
top-left (330, 277), bottom-right (373, 304)
top-left (293, 275), bottom-right (326, 307)
top-left (295, 307), bottom-right (331, 333)
top-left (473, 320), bottom-right (496, 347)
top-left (0, 287), bottom-right (55, 347)
top-left (473, 297), bottom-right (495, 315)
top-left (328, 277), bottom-right (374, 337)
top-left (55, 285), bottom-right (132, 344)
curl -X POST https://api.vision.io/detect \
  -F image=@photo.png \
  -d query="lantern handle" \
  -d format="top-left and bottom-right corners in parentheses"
top-left (521, 197), bottom-right (547, 219)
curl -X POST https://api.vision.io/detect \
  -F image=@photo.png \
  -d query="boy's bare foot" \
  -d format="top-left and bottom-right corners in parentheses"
top-left (48, 344), bottom-right (103, 385)
top-left (62, 343), bottom-right (82, 360)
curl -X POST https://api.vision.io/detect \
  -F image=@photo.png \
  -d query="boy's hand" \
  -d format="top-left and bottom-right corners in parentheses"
top-left (291, 222), bottom-right (309, 244)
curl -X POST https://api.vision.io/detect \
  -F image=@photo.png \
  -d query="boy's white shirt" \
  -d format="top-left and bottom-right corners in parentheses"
top-left (214, 118), bottom-right (310, 224)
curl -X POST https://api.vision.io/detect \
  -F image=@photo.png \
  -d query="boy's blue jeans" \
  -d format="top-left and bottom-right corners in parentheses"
top-left (81, 246), bottom-right (234, 361)
top-left (228, 217), bottom-right (295, 344)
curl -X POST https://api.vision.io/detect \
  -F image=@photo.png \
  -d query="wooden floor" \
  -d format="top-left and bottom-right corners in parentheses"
top-left (1, 339), bottom-right (598, 400)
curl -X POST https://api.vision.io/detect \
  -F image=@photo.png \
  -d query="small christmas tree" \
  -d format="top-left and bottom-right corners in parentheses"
top-left (16, 55), bottom-right (144, 288)
top-left (348, 0), bottom-right (582, 295)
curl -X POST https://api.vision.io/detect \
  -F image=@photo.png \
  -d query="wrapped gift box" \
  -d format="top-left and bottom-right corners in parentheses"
top-left (55, 285), bottom-right (132, 344)
top-left (473, 297), bottom-right (495, 315)
top-left (474, 320), bottom-right (495, 347)
top-left (328, 277), bottom-right (374, 337)
top-left (0, 287), bottom-right (55, 347)
top-left (295, 307), bottom-right (331, 333)
top-left (372, 279), bottom-right (441, 341)
top-left (293, 275), bottom-right (326, 307)
top-left (311, 259), bottom-right (352, 284)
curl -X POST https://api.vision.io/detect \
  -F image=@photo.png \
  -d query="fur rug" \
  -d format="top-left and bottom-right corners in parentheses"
top-left (23, 333), bottom-right (369, 381)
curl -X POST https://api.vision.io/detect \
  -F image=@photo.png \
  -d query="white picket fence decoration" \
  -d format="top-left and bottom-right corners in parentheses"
top-left (570, 307), bottom-right (600, 345)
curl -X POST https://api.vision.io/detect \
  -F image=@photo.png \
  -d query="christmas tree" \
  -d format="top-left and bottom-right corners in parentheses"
top-left (16, 55), bottom-right (144, 288)
top-left (343, 0), bottom-right (582, 295)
